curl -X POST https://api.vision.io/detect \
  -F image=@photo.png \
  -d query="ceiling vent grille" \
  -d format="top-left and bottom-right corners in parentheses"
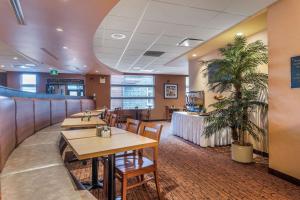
top-left (9, 0), bottom-right (25, 25)
top-left (143, 51), bottom-right (165, 57)
top-left (41, 48), bottom-right (58, 60)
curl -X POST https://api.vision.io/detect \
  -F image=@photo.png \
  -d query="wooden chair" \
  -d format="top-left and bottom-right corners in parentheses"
top-left (109, 113), bottom-right (118, 127)
top-left (104, 112), bottom-right (111, 124)
top-left (125, 118), bottom-right (141, 134)
top-left (115, 122), bottom-right (163, 200)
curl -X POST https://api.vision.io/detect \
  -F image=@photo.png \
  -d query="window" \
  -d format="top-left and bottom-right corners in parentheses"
top-left (110, 75), bottom-right (155, 109)
top-left (185, 76), bottom-right (189, 94)
top-left (21, 74), bottom-right (37, 93)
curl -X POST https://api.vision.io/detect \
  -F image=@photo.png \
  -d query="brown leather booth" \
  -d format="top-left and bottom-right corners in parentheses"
top-left (81, 99), bottom-right (95, 111)
top-left (34, 99), bottom-right (51, 131)
top-left (50, 99), bottom-right (67, 125)
top-left (15, 98), bottom-right (35, 145)
top-left (66, 99), bottom-right (81, 117)
top-left (0, 97), bottom-right (16, 170)
top-left (0, 96), bottom-right (94, 172)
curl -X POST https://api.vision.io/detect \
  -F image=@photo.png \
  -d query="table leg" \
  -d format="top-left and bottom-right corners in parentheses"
top-left (107, 154), bottom-right (116, 200)
top-left (82, 158), bottom-right (103, 190)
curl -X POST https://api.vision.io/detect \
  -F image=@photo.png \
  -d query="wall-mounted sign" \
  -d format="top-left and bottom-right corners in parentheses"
top-left (291, 56), bottom-right (300, 88)
top-left (50, 69), bottom-right (59, 76)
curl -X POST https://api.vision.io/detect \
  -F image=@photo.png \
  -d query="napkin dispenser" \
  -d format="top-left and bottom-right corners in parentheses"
top-left (96, 125), bottom-right (111, 138)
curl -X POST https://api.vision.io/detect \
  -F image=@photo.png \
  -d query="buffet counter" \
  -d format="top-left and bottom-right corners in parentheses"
top-left (171, 112), bottom-right (231, 147)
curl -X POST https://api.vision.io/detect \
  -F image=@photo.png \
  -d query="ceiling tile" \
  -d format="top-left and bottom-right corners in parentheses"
top-left (144, 1), bottom-right (219, 27)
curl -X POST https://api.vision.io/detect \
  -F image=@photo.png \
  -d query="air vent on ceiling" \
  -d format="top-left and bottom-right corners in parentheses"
top-left (177, 38), bottom-right (204, 47)
top-left (40, 48), bottom-right (58, 60)
top-left (143, 51), bottom-right (165, 57)
top-left (9, 0), bottom-right (25, 25)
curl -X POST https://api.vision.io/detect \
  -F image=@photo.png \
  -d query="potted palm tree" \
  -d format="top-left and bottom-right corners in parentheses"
top-left (203, 36), bottom-right (268, 163)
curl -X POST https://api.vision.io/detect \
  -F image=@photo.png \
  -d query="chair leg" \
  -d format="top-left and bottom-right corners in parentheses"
top-left (154, 171), bottom-right (161, 200)
top-left (122, 176), bottom-right (127, 200)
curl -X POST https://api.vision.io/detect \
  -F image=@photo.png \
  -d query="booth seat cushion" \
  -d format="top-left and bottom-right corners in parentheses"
top-left (66, 99), bottom-right (81, 117)
top-left (15, 98), bottom-right (35, 145)
top-left (81, 99), bottom-right (95, 111)
top-left (0, 96), bottom-right (16, 172)
top-left (20, 130), bottom-right (60, 147)
top-left (78, 190), bottom-right (97, 200)
top-left (39, 122), bottom-right (62, 132)
top-left (34, 99), bottom-right (51, 131)
top-left (1, 165), bottom-right (83, 200)
top-left (1, 143), bottom-right (63, 176)
top-left (51, 99), bottom-right (66, 124)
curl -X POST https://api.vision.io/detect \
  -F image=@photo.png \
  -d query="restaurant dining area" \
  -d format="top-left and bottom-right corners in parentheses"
top-left (0, 0), bottom-right (300, 200)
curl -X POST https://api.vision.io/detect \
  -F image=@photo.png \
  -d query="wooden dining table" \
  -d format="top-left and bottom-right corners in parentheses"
top-left (61, 128), bottom-right (158, 200)
top-left (70, 110), bottom-right (103, 118)
top-left (61, 116), bottom-right (106, 129)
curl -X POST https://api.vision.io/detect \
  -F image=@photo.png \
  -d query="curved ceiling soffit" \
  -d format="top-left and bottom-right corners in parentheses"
top-left (0, 0), bottom-right (119, 75)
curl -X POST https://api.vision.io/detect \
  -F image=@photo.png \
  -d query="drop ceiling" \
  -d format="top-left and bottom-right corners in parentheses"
top-left (94, 0), bottom-right (277, 75)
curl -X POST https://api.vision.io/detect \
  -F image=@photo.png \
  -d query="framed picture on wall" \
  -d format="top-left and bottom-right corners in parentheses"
top-left (164, 83), bottom-right (178, 99)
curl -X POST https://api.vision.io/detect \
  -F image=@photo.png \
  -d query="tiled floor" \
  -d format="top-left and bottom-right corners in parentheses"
top-left (69, 122), bottom-right (300, 200)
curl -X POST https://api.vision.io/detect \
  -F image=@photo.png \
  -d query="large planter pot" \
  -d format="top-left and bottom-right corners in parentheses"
top-left (231, 143), bottom-right (253, 163)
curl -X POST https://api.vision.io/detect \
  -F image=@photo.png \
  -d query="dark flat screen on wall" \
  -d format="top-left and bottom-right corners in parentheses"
top-left (291, 56), bottom-right (300, 88)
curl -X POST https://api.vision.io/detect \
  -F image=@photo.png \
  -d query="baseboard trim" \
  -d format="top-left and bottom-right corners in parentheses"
top-left (268, 168), bottom-right (300, 186)
top-left (253, 149), bottom-right (269, 158)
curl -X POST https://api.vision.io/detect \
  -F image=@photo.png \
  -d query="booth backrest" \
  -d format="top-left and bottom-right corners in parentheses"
top-left (15, 98), bottom-right (35, 145)
top-left (51, 99), bottom-right (66, 124)
top-left (0, 96), bottom-right (94, 172)
top-left (81, 99), bottom-right (95, 111)
top-left (34, 99), bottom-right (51, 131)
top-left (66, 99), bottom-right (81, 117)
top-left (0, 97), bottom-right (16, 171)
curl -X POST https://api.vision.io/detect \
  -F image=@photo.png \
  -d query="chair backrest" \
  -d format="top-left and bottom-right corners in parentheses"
top-left (104, 112), bottom-right (111, 124)
top-left (110, 113), bottom-right (118, 127)
top-left (125, 118), bottom-right (141, 134)
top-left (139, 122), bottom-right (163, 143)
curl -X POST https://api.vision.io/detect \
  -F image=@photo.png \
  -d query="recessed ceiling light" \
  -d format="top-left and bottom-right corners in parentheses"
top-left (111, 33), bottom-right (126, 40)
top-left (49, 67), bottom-right (53, 70)
top-left (192, 54), bottom-right (197, 57)
top-left (83, 65), bottom-right (87, 68)
top-left (236, 32), bottom-right (244, 36)
top-left (95, 70), bottom-right (99, 73)
top-left (72, 57), bottom-right (77, 61)
top-left (25, 64), bottom-right (36, 67)
top-left (140, 69), bottom-right (153, 73)
top-left (20, 65), bottom-right (29, 69)
top-left (13, 57), bottom-right (18, 60)
top-left (133, 67), bottom-right (141, 70)
top-left (56, 27), bottom-right (64, 32)
top-left (0, 65), bottom-right (5, 68)
top-left (63, 46), bottom-right (68, 49)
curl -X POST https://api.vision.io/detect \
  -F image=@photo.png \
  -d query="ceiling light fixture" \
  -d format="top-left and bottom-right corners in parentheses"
top-left (20, 65), bottom-right (29, 69)
top-left (63, 46), bottom-right (68, 49)
top-left (9, 0), bottom-right (25, 25)
top-left (56, 27), bottom-right (64, 32)
top-left (95, 70), bottom-right (99, 73)
top-left (177, 38), bottom-right (204, 47)
top-left (25, 64), bottom-right (36, 67)
top-left (236, 32), bottom-right (244, 36)
top-left (83, 65), bottom-right (87, 68)
top-left (133, 67), bottom-right (141, 70)
top-left (49, 67), bottom-right (53, 70)
top-left (0, 65), bottom-right (5, 68)
top-left (13, 57), bottom-right (18, 60)
top-left (192, 54), bottom-right (197, 57)
top-left (111, 33), bottom-right (126, 40)
top-left (140, 69), bottom-right (153, 73)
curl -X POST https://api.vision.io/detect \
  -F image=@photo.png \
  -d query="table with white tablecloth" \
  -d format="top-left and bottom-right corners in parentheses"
top-left (171, 112), bottom-right (231, 147)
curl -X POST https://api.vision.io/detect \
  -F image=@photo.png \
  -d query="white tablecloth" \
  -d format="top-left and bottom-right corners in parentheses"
top-left (171, 112), bottom-right (231, 147)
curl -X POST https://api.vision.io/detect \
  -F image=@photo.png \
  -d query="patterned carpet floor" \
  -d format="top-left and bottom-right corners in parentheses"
top-left (68, 122), bottom-right (300, 200)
